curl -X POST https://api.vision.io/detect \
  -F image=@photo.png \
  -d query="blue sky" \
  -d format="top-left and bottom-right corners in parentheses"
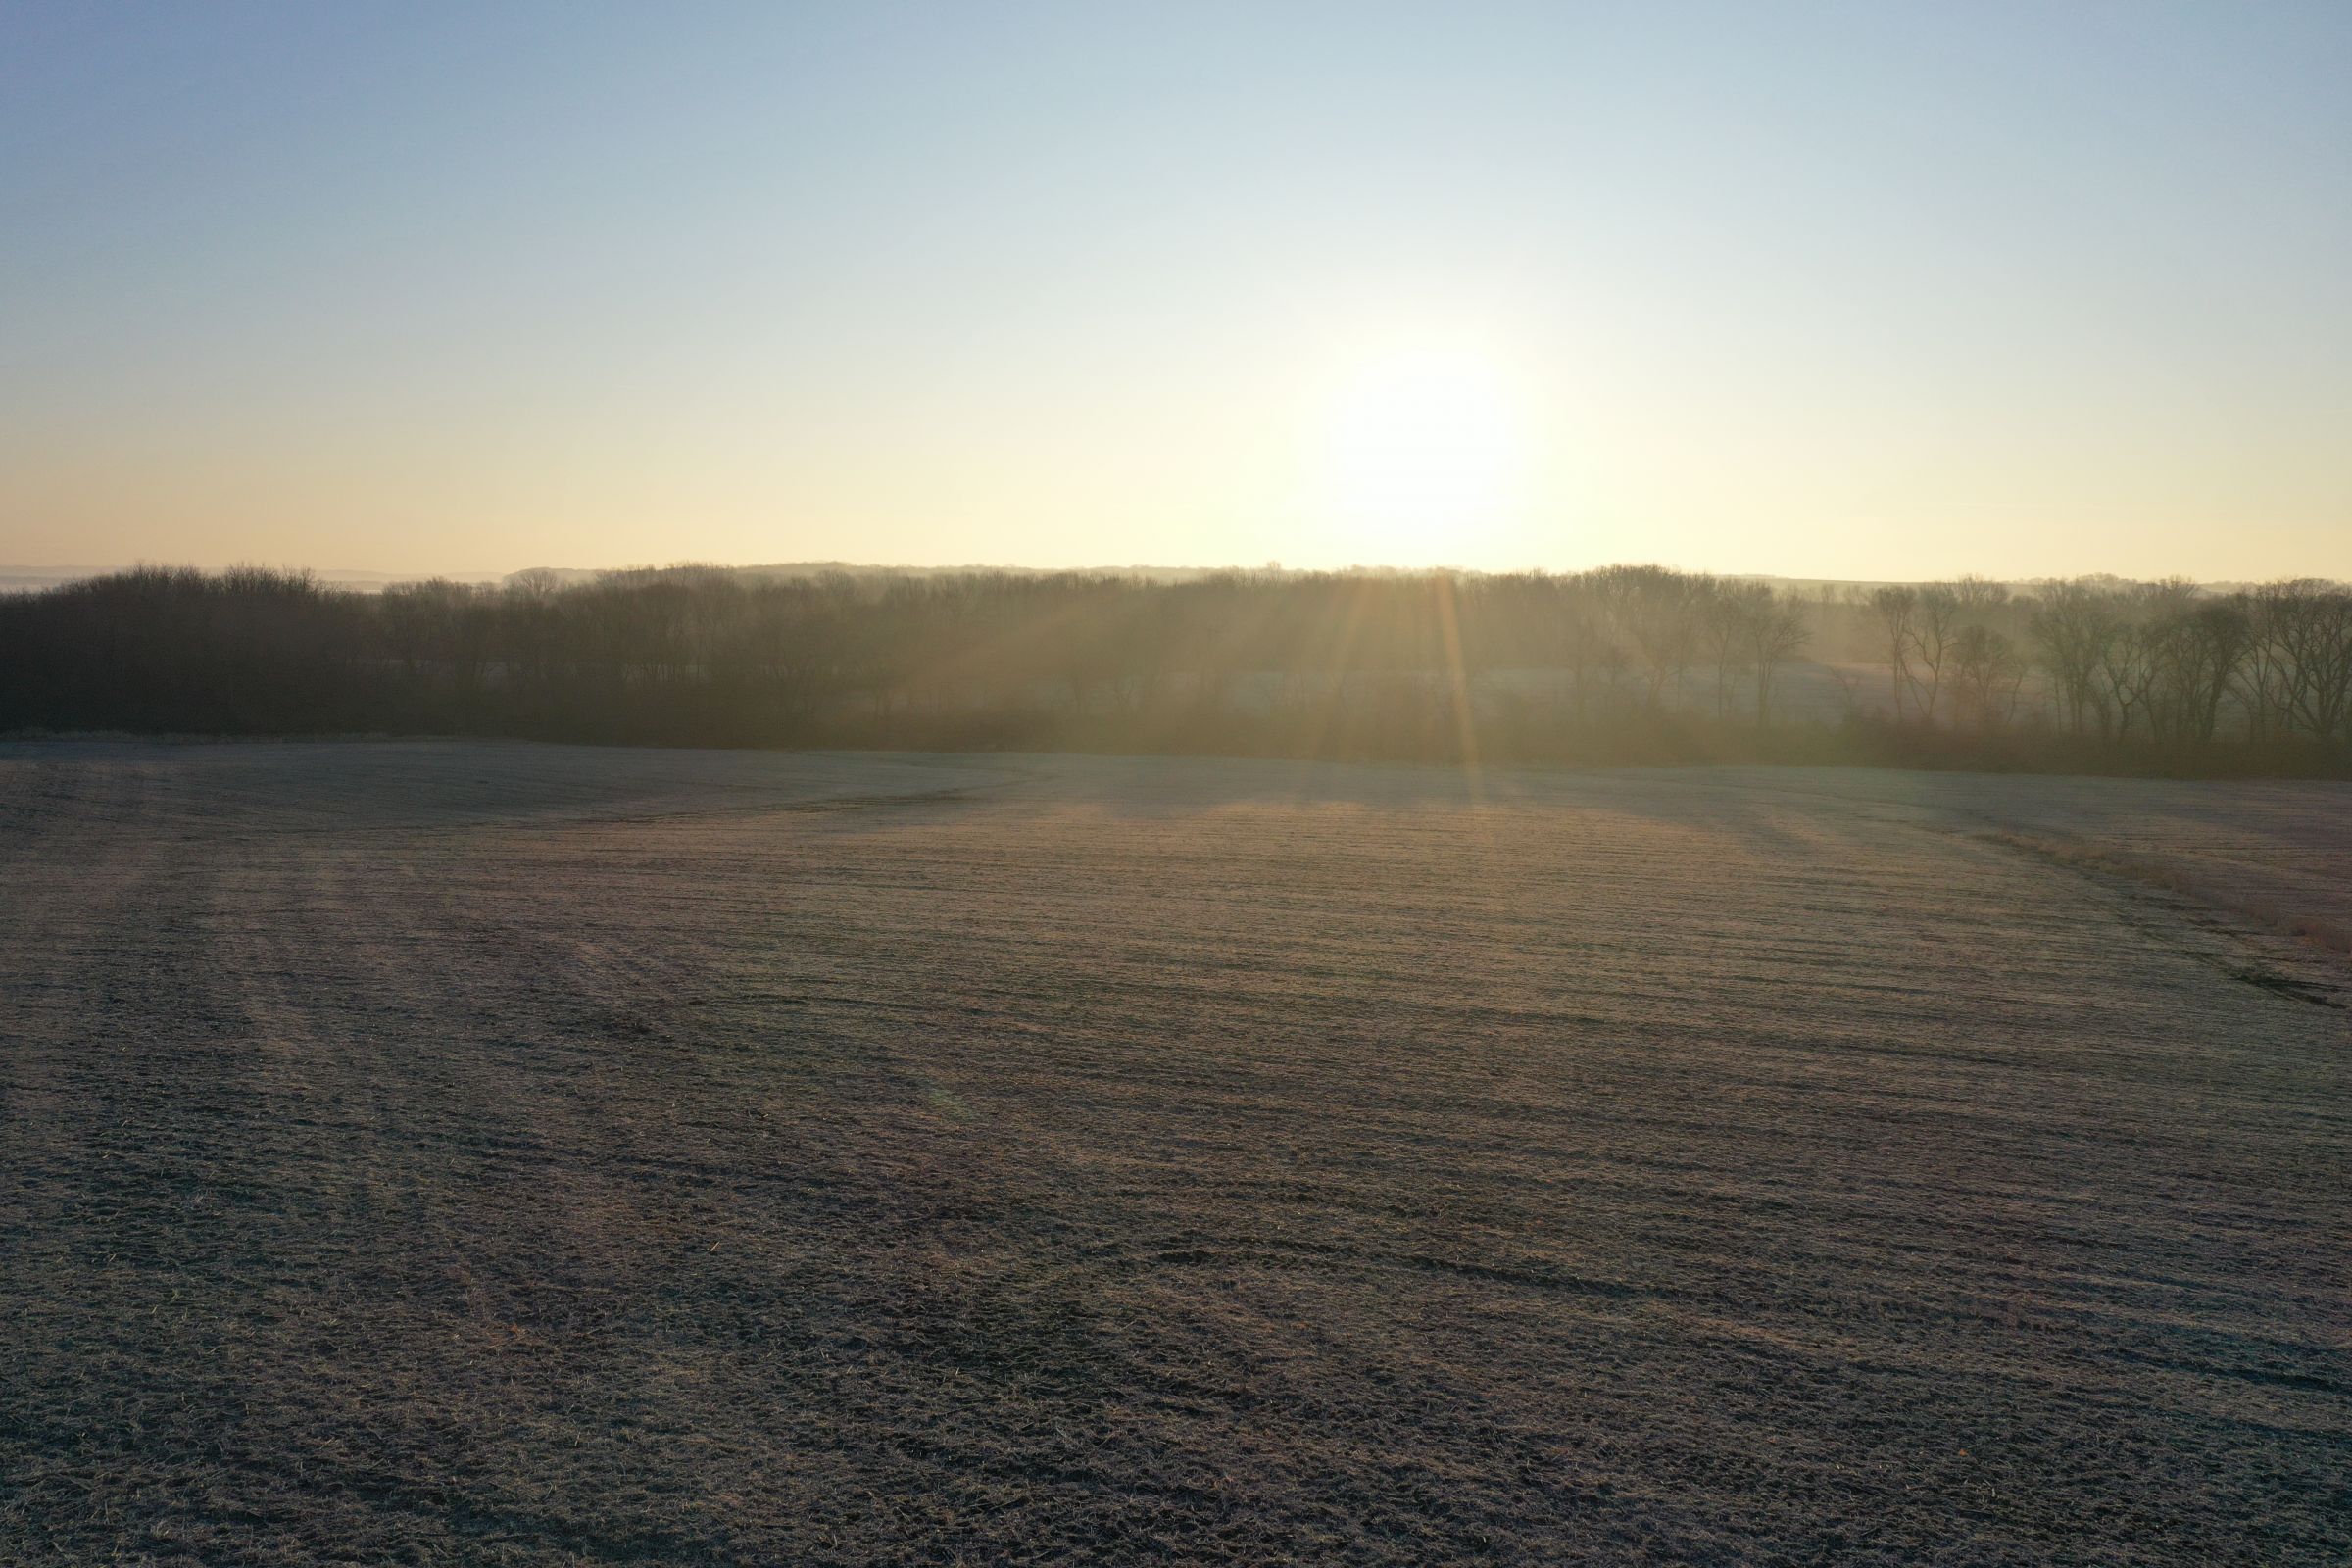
top-left (3, 1), bottom-right (2345, 577)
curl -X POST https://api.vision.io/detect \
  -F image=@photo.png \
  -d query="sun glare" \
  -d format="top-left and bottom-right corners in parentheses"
top-left (1323, 344), bottom-right (1528, 561)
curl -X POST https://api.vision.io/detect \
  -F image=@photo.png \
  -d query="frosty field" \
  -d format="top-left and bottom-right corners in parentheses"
top-left (2, 741), bottom-right (2346, 1566)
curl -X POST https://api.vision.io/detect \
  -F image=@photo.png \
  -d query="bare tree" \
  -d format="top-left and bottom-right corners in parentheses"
top-left (1740, 587), bottom-right (1811, 726)
top-left (1701, 583), bottom-right (1751, 719)
top-left (2098, 621), bottom-right (2160, 737)
top-left (2030, 580), bottom-right (2122, 735)
top-left (1951, 624), bottom-right (2026, 729)
top-left (1951, 575), bottom-right (2011, 613)
top-left (1907, 585), bottom-right (1961, 726)
top-left (2275, 582), bottom-right (2352, 740)
top-left (2154, 599), bottom-right (2249, 742)
top-left (1869, 586), bottom-right (1917, 723)
top-left (2234, 582), bottom-right (2299, 741)
top-left (1591, 564), bottom-right (1703, 710)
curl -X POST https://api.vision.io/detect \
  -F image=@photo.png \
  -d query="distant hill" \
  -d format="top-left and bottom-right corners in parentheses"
top-left (501, 562), bottom-right (1274, 589)
top-left (8, 562), bottom-right (2340, 599)
top-left (0, 566), bottom-right (505, 595)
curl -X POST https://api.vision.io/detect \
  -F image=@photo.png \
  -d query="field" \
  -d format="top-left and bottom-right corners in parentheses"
top-left (3, 741), bottom-right (2347, 1566)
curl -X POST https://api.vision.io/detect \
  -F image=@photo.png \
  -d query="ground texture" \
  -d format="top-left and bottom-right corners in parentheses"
top-left (2, 742), bottom-right (2347, 1566)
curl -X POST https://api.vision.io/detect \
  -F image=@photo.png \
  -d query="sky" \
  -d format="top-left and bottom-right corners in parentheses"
top-left (2, 1), bottom-right (2346, 581)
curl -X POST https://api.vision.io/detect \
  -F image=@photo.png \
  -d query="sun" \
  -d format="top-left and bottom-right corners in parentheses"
top-left (1322, 343), bottom-right (1527, 562)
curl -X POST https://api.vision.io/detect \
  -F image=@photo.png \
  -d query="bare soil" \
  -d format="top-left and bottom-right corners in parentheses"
top-left (2, 742), bottom-right (2346, 1565)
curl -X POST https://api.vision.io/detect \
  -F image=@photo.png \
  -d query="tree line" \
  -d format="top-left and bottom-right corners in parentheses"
top-left (3, 563), bottom-right (2348, 772)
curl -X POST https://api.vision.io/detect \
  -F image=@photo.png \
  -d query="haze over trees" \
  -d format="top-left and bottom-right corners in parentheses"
top-left (4, 564), bottom-right (2349, 771)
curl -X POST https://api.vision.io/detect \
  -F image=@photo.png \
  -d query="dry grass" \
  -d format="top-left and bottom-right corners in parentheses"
top-left (1982, 830), bottom-right (2352, 962)
top-left (2, 743), bottom-right (2347, 1566)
